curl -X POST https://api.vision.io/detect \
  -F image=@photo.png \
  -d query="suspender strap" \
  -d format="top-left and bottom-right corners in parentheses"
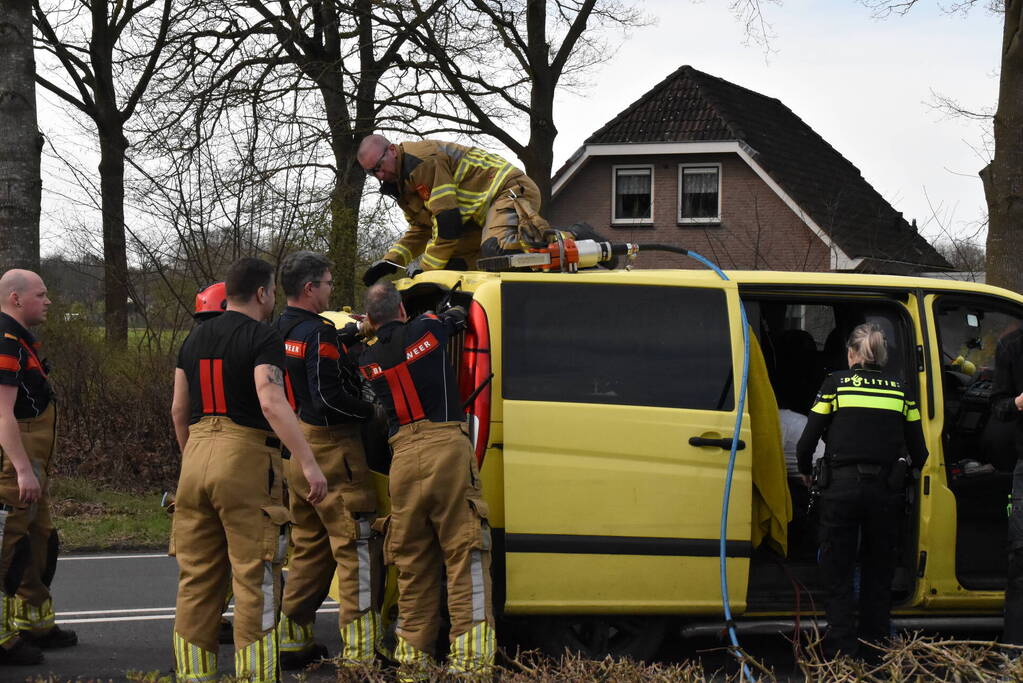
top-left (276, 316), bottom-right (310, 413)
top-left (376, 325), bottom-right (426, 426)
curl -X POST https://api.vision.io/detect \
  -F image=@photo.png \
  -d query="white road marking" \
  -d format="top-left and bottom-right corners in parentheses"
top-left (59, 554), bottom-right (168, 561)
top-left (57, 606), bottom-right (340, 625)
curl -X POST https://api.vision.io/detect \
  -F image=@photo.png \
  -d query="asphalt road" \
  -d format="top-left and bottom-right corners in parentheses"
top-left (4, 552), bottom-right (340, 682)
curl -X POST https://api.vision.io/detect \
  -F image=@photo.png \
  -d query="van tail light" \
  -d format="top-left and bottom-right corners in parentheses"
top-left (460, 300), bottom-right (492, 466)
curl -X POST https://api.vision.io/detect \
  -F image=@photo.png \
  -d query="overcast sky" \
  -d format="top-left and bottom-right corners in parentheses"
top-left (36, 0), bottom-right (1000, 254)
top-left (548, 0), bottom-right (1001, 246)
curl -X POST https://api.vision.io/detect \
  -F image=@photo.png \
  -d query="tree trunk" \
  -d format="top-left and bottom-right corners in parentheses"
top-left (98, 125), bottom-right (129, 346)
top-left (983, 0), bottom-right (1023, 294)
top-left (0, 0), bottom-right (41, 273)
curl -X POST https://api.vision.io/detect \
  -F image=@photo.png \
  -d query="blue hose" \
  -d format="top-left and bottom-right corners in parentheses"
top-left (686, 251), bottom-right (754, 682)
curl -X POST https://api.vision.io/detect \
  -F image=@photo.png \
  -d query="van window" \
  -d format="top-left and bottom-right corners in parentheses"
top-left (502, 282), bottom-right (734, 410)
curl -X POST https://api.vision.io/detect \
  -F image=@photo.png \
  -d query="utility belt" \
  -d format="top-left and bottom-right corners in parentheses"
top-left (189, 415), bottom-right (281, 451)
top-left (812, 455), bottom-right (909, 493)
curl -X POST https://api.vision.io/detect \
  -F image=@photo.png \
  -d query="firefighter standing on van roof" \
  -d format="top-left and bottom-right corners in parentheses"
top-left (170, 258), bottom-right (327, 683)
top-left (358, 282), bottom-right (495, 678)
top-left (991, 324), bottom-right (1023, 644)
top-left (273, 252), bottom-right (383, 669)
top-left (357, 134), bottom-right (552, 284)
top-left (797, 323), bottom-right (928, 658)
top-left (0, 270), bottom-right (78, 667)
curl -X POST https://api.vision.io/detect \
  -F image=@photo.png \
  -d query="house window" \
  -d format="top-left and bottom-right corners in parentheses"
top-left (678, 164), bottom-right (721, 224)
top-left (612, 165), bottom-right (653, 224)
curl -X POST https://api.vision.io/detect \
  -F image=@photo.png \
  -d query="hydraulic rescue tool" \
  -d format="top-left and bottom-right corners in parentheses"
top-left (477, 230), bottom-right (689, 273)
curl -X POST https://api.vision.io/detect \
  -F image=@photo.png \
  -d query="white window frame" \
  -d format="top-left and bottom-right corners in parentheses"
top-left (677, 163), bottom-right (722, 224)
top-left (611, 164), bottom-right (654, 225)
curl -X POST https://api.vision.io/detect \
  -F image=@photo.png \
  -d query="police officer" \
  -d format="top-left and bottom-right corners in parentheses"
top-left (0, 269), bottom-right (77, 666)
top-left (991, 322), bottom-right (1023, 644)
top-left (357, 134), bottom-right (552, 283)
top-left (358, 282), bottom-right (494, 678)
top-left (797, 323), bottom-right (928, 658)
top-left (170, 258), bottom-right (327, 683)
top-left (273, 252), bottom-right (382, 669)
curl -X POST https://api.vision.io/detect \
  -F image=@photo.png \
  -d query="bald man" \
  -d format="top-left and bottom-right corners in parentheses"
top-left (0, 270), bottom-right (77, 666)
top-left (358, 134), bottom-right (551, 284)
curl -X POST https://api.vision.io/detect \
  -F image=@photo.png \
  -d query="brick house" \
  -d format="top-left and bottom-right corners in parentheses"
top-left (547, 65), bottom-right (950, 273)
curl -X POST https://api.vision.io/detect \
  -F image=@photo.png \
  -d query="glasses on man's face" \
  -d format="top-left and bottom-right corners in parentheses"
top-left (365, 147), bottom-right (388, 176)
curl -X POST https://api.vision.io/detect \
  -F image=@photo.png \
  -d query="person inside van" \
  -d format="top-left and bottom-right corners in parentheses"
top-left (796, 323), bottom-right (928, 658)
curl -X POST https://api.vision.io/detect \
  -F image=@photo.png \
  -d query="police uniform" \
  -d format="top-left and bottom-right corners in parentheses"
top-left (274, 306), bottom-right (382, 665)
top-left (992, 328), bottom-right (1023, 644)
top-left (172, 311), bottom-right (290, 683)
top-left (797, 363), bottom-right (928, 656)
top-left (379, 140), bottom-right (550, 271)
top-left (0, 313), bottom-right (73, 649)
top-left (359, 308), bottom-right (494, 676)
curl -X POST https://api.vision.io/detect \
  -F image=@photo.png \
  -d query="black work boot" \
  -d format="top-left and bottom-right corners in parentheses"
top-left (0, 637), bottom-right (44, 665)
top-left (280, 642), bottom-right (329, 671)
top-left (19, 626), bottom-right (78, 649)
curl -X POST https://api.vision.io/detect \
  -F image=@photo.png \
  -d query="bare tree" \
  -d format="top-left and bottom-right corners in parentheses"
top-left (403, 0), bottom-right (649, 205)
top-left (146, 0), bottom-right (448, 305)
top-left (0, 0), bottom-right (42, 272)
top-left (860, 0), bottom-right (1021, 292)
top-left (32, 0), bottom-right (176, 345)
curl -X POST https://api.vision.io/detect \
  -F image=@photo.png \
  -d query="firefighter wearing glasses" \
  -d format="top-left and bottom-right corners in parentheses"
top-left (0, 270), bottom-right (77, 667)
top-left (170, 258), bottom-right (327, 683)
top-left (357, 134), bottom-right (551, 284)
top-left (358, 282), bottom-right (494, 679)
top-left (273, 252), bottom-right (382, 669)
top-left (797, 323), bottom-right (928, 658)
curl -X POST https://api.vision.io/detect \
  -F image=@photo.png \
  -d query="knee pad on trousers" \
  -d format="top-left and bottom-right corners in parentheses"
top-left (42, 529), bottom-right (59, 587)
top-left (4, 536), bottom-right (31, 595)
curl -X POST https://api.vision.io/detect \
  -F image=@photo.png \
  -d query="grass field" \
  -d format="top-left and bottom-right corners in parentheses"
top-left (49, 477), bottom-right (170, 551)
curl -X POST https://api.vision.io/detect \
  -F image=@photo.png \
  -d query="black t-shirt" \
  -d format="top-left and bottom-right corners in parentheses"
top-left (359, 309), bottom-right (466, 436)
top-left (176, 310), bottom-right (284, 431)
top-left (275, 306), bottom-right (373, 426)
top-left (0, 313), bottom-right (54, 419)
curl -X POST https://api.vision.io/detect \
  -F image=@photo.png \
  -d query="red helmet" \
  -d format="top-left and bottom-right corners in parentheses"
top-left (194, 282), bottom-right (227, 320)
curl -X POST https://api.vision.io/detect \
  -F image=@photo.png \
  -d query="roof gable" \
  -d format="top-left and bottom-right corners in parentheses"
top-left (570, 65), bottom-right (949, 271)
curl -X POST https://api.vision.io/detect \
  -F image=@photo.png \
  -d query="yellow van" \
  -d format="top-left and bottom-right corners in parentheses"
top-left (330, 267), bottom-right (1023, 659)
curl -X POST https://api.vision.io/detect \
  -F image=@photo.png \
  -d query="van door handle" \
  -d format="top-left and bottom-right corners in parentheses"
top-left (689, 436), bottom-right (747, 451)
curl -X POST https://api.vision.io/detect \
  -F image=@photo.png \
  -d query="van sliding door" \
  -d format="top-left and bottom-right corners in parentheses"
top-left (499, 277), bottom-right (752, 614)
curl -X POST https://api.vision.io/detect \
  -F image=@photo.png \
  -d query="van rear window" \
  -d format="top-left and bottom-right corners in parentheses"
top-left (502, 282), bottom-right (734, 411)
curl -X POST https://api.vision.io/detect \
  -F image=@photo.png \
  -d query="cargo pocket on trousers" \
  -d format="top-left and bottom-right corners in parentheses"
top-left (261, 505), bottom-right (292, 563)
top-left (372, 514), bottom-right (393, 565)
top-left (465, 497), bottom-right (492, 552)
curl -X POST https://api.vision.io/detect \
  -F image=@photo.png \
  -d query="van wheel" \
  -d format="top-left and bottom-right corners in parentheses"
top-left (531, 616), bottom-right (667, 661)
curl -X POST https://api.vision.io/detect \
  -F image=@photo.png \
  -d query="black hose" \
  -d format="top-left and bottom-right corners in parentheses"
top-left (636, 243), bottom-right (689, 255)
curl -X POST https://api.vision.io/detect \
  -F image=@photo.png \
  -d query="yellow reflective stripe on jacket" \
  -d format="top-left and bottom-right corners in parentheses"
top-left (905, 402), bottom-right (922, 422)
top-left (427, 184), bottom-right (457, 211)
top-left (810, 392), bottom-right (836, 415)
top-left (836, 394), bottom-right (906, 412)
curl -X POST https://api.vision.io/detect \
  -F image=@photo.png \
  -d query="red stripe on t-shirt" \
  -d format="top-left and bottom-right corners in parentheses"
top-left (0, 355), bottom-right (19, 372)
top-left (318, 342), bottom-right (340, 360)
top-left (383, 368), bottom-right (410, 424)
top-left (212, 358), bottom-right (227, 413)
top-left (199, 359), bottom-right (214, 413)
top-left (284, 372), bottom-right (297, 412)
top-left (395, 364), bottom-right (425, 421)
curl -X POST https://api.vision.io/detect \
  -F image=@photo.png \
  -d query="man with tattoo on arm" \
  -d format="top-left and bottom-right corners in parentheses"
top-left (169, 258), bottom-right (327, 683)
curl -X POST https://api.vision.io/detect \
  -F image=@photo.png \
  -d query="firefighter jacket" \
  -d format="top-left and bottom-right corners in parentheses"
top-left (380, 140), bottom-right (522, 271)
top-left (0, 313), bottom-right (54, 419)
top-left (992, 327), bottom-right (1023, 459)
top-left (358, 308), bottom-right (467, 436)
top-left (796, 363), bottom-right (928, 476)
top-left (276, 306), bottom-right (374, 426)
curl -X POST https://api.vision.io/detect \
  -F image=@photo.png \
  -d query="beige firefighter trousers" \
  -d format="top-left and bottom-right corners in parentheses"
top-left (171, 417), bottom-right (290, 666)
top-left (481, 172), bottom-right (552, 253)
top-left (381, 420), bottom-right (494, 656)
top-left (280, 422), bottom-right (381, 658)
top-left (0, 404), bottom-right (59, 643)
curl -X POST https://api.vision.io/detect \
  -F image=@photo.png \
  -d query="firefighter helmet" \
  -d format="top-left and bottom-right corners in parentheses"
top-left (194, 282), bottom-right (227, 320)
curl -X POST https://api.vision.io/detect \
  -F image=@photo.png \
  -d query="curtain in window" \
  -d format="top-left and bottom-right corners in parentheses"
top-left (617, 172), bottom-right (650, 194)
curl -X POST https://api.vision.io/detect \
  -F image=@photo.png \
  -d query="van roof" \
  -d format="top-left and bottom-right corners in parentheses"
top-left (400, 269), bottom-right (1023, 304)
